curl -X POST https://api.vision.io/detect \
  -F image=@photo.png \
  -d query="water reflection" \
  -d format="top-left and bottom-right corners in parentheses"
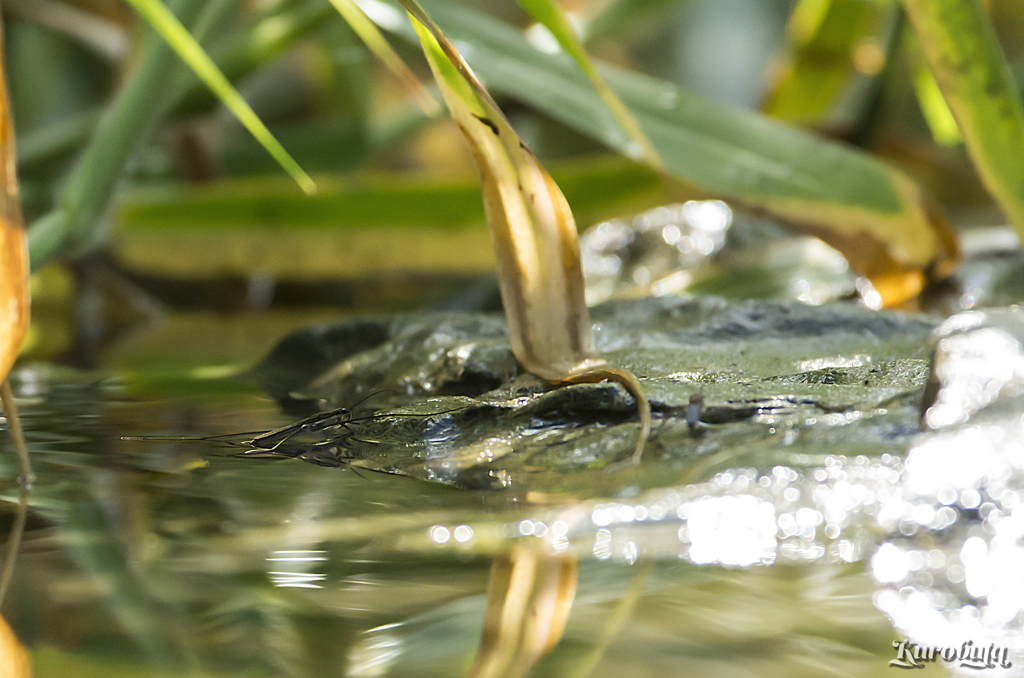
top-left (268, 550), bottom-right (328, 589)
top-left (580, 201), bottom-right (732, 305)
top-left (869, 309), bottom-right (1024, 671)
top-left (5, 304), bottom-right (1024, 675)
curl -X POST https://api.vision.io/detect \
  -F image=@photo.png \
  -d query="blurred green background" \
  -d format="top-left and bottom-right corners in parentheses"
top-left (8, 0), bottom-right (1024, 361)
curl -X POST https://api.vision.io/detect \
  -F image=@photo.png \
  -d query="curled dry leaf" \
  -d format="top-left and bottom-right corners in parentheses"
top-left (399, 1), bottom-right (650, 460)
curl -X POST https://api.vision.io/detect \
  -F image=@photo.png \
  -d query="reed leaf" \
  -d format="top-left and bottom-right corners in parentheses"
top-left (377, 0), bottom-right (961, 307)
top-left (0, 13), bottom-right (28, 384)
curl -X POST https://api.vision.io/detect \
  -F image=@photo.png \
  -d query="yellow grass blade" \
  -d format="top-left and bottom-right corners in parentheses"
top-left (401, 2), bottom-right (649, 461)
top-left (0, 613), bottom-right (31, 678)
top-left (0, 17), bottom-right (28, 385)
top-left (0, 10), bottom-right (33, 619)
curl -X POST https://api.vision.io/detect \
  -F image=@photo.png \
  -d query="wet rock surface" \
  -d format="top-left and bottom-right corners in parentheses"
top-left (252, 295), bottom-right (935, 496)
top-left (11, 218), bottom-right (1024, 675)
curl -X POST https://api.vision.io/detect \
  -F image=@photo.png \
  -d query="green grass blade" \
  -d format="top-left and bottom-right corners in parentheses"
top-left (762, 0), bottom-right (888, 126)
top-left (123, 0), bottom-right (316, 195)
top-left (114, 161), bottom-right (663, 278)
top-left (912, 64), bottom-right (961, 146)
top-left (328, 0), bottom-right (439, 116)
top-left (515, 0), bottom-right (663, 168)
top-left (902, 0), bottom-right (1024, 239)
top-left (117, 160), bottom-right (662, 231)
top-left (28, 0), bottom-right (209, 269)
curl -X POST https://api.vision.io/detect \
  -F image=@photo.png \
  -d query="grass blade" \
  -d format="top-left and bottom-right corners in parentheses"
top-left (582, 0), bottom-right (683, 46)
top-left (0, 613), bottom-right (30, 678)
top-left (329, 0), bottom-right (439, 116)
top-left (4, 0), bottom-right (129, 62)
top-left (123, 0), bottom-right (316, 195)
top-left (902, 0), bottom-right (1024, 240)
top-left (762, 0), bottom-right (888, 126)
top-left (28, 0), bottom-right (208, 268)
top-left (516, 0), bottom-right (663, 169)
top-left (912, 64), bottom-right (962, 146)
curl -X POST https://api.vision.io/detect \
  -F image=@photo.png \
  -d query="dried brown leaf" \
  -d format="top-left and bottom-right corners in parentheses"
top-left (0, 615), bottom-right (30, 678)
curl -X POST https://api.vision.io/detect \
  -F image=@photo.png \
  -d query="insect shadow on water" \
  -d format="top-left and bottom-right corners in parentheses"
top-left (123, 390), bottom-right (470, 471)
top-left (126, 387), bottom-right (707, 475)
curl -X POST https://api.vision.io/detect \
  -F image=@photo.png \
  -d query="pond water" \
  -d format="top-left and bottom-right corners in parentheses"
top-left (0, 304), bottom-right (954, 678)
top-left (4, 219), bottom-right (1024, 677)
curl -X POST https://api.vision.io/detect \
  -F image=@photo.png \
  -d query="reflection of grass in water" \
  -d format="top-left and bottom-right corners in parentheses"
top-left (0, 381), bottom-right (31, 607)
top-left (32, 648), bottom-right (258, 678)
top-left (343, 560), bottom-right (906, 678)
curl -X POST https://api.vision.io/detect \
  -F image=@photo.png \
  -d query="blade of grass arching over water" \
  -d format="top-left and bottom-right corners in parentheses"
top-left (122, 0), bottom-right (315, 195)
top-left (396, 0), bottom-right (650, 463)
top-left (515, 0), bottom-right (662, 169)
top-left (901, 0), bottom-right (1024, 241)
top-left (377, 0), bottom-right (960, 306)
top-left (328, 0), bottom-right (439, 116)
top-left (170, 1), bottom-right (338, 115)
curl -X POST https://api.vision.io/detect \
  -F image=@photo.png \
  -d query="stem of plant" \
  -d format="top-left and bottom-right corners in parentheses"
top-left (0, 379), bottom-right (31, 606)
top-left (0, 380), bottom-right (30, 486)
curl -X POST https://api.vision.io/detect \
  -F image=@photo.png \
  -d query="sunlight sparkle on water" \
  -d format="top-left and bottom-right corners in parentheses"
top-left (684, 495), bottom-right (776, 566)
